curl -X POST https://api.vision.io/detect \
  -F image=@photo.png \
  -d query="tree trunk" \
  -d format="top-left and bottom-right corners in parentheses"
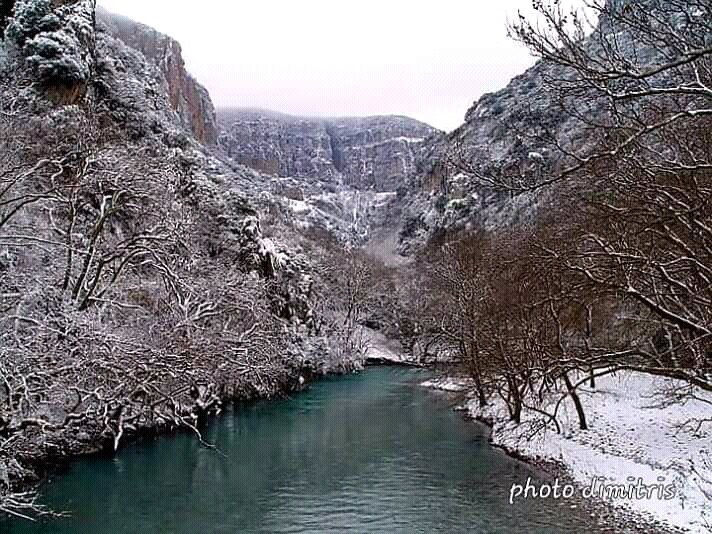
top-left (471, 340), bottom-right (487, 407)
top-left (472, 365), bottom-right (487, 408)
top-left (563, 372), bottom-right (588, 430)
top-left (508, 375), bottom-right (522, 424)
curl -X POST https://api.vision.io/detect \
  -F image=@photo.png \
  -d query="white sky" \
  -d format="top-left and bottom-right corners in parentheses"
top-left (97, 0), bottom-right (545, 132)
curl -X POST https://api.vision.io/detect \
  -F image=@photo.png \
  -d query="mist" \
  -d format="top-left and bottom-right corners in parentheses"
top-left (97, 0), bottom-right (540, 131)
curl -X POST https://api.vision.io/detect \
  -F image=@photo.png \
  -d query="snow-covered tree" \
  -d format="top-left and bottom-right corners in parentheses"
top-left (5, 0), bottom-right (95, 88)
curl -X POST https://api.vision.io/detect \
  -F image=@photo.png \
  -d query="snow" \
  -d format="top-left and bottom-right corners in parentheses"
top-left (341, 136), bottom-right (425, 151)
top-left (288, 199), bottom-right (311, 213)
top-left (528, 151), bottom-right (546, 163)
top-left (241, 216), bottom-right (260, 237)
top-left (27, 31), bottom-right (91, 82)
top-left (374, 191), bottom-right (397, 203)
top-left (291, 189), bottom-right (396, 245)
top-left (446, 198), bottom-right (468, 211)
top-left (420, 376), bottom-right (473, 392)
top-left (258, 238), bottom-right (287, 271)
top-left (362, 328), bottom-right (415, 365)
top-left (8, 0), bottom-right (95, 85)
top-left (429, 372), bottom-right (712, 532)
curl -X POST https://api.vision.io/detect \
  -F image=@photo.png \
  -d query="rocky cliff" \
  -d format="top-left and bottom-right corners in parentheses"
top-left (392, 59), bottom-right (563, 252)
top-left (3, 0), bottom-right (96, 104)
top-left (394, 0), bottom-right (669, 254)
top-left (218, 109), bottom-right (441, 191)
top-left (97, 8), bottom-right (218, 145)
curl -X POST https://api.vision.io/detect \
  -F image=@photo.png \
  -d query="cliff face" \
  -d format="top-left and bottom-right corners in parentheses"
top-left (219, 109), bottom-right (338, 179)
top-left (98, 9), bottom-right (218, 145)
top-left (218, 109), bottom-right (441, 191)
top-left (328, 115), bottom-right (440, 191)
top-left (394, 1), bottom-right (670, 253)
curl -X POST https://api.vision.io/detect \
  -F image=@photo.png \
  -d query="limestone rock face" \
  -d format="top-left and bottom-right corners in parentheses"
top-left (219, 110), bottom-right (337, 180)
top-left (98, 9), bottom-right (218, 145)
top-left (218, 109), bottom-right (441, 192)
top-left (328, 116), bottom-right (440, 191)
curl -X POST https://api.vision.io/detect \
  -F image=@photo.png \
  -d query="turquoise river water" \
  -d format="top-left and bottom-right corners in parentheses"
top-left (2, 367), bottom-right (616, 533)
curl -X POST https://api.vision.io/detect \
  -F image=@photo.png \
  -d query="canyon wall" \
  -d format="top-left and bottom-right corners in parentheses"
top-left (218, 109), bottom-right (442, 191)
top-left (99, 9), bottom-right (218, 145)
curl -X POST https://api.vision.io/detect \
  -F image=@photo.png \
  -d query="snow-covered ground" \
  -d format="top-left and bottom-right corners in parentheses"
top-left (420, 377), bottom-right (473, 392)
top-left (424, 372), bottom-right (712, 533)
top-left (362, 328), bottom-right (419, 365)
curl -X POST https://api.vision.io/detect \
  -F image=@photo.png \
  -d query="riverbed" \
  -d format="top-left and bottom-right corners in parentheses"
top-left (3, 367), bottom-right (621, 533)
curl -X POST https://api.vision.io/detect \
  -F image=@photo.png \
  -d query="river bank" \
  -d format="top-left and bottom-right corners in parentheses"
top-left (2, 352), bottom-right (364, 521)
top-left (4, 325), bottom-right (707, 534)
top-left (423, 373), bottom-right (711, 533)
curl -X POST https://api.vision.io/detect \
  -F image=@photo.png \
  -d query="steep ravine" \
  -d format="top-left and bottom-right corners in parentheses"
top-left (97, 7), bottom-right (218, 145)
top-left (2, 2), bottom-right (698, 533)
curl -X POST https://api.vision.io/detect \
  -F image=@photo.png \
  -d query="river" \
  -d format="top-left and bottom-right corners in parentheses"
top-left (3, 367), bottom-right (615, 533)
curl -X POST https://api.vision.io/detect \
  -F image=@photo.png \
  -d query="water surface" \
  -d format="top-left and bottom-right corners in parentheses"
top-left (4, 367), bottom-right (610, 533)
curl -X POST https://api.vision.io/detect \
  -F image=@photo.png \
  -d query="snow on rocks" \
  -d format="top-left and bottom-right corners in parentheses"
top-left (288, 198), bottom-right (311, 214)
top-left (528, 150), bottom-right (546, 163)
top-left (241, 215), bottom-right (261, 238)
top-left (7, 0), bottom-right (96, 93)
top-left (420, 376), bottom-right (473, 393)
top-left (258, 237), bottom-right (287, 272)
top-left (362, 328), bottom-right (419, 366)
top-left (459, 372), bottom-right (712, 533)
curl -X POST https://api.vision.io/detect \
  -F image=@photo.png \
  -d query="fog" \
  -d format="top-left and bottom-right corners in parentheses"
top-left (98, 0), bottom-right (543, 131)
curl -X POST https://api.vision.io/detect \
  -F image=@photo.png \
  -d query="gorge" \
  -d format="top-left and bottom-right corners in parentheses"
top-left (0, 0), bottom-right (710, 532)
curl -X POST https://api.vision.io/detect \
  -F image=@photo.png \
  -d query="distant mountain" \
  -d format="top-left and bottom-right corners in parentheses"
top-left (392, 0), bottom-right (667, 254)
top-left (217, 108), bottom-right (442, 192)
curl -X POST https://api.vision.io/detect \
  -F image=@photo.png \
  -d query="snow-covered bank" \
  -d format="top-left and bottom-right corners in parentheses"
top-left (424, 373), bottom-right (712, 533)
top-left (362, 328), bottom-right (422, 366)
top-left (420, 377), bottom-right (473, 392)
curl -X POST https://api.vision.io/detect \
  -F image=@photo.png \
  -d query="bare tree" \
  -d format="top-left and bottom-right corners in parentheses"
top-left (444, 0), bottom-right (712, 393)
top-left (417, 232), bottom-right (492, 406)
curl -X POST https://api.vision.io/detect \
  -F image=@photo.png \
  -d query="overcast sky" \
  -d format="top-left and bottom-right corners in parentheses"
top-left (97, 0), bottom-right (543, 132)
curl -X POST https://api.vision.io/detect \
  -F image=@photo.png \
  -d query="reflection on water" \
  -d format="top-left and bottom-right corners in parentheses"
top-left (3, 367), bottom-right (613, 533)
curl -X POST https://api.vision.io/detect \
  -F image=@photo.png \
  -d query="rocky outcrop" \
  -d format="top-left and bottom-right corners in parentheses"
top-left (98, 8), bottom-right (218, 145)
top-left (328, 115), bottom-right (441, 191)
top-left (218, 109), bottom-right (441, 191)
top-left (4, 0), bottom-right (96, 104)
top-left (219, 109), bottom-right (337, 180)
top-left (395, 1), bottom-right (667, 253)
